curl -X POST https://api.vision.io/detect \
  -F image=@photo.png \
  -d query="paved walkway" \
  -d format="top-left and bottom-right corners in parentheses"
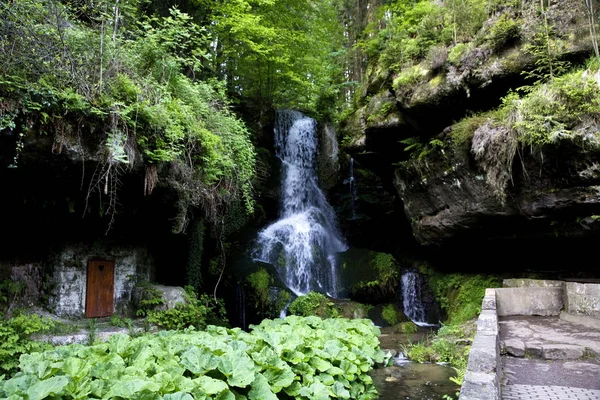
top-left (499, 316), bottom-right (600, 400)
top-left (503, 385), bottom-right (600, 400)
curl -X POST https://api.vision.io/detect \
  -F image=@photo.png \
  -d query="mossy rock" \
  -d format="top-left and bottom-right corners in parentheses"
top-left (332, 298), bottom-right (372, 319)
top-left (368, 303), bottom-right (409, 327)
top-left (394, 321), bottom-right (419, 334)
top-left (364, 90), bottom-right (404, 130)
top-left (339, 248), bottom-right (400, 303)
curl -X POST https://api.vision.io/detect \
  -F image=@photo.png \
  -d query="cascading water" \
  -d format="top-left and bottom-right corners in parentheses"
top-left (253, 110), bottom-right (347, 297)
top-left (401, 270), bottom-right (432, 326)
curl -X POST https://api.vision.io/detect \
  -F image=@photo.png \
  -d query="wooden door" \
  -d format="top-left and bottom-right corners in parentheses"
top-left (85, 260), bottom-right (115, 318)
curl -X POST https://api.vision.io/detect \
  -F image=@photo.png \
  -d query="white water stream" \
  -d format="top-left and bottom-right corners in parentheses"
top-left (253, 110), bottom-right (347, 297)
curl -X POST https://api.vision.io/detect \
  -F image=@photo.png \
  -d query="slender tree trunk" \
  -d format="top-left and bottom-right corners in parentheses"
top-left (584, 0), bottom-right (600, 58)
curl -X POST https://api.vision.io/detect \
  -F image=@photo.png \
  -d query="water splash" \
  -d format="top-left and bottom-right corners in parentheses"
top-left (401, 270), bottom-right (435, 327)
top-left (253, 110), bottom-right (346, 297)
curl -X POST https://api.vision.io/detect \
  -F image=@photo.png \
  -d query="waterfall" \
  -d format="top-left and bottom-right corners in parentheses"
top-left (401, 270), bottom-right (431, 326)
top-left (253, 110), bottom-right (347, 297)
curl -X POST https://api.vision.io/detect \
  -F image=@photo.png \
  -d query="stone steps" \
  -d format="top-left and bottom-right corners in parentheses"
top-left (501, 339), bottom-right (591, 360)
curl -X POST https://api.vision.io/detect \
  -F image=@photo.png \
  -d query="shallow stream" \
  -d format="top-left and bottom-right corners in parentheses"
top-left (373, 328), bottom-right (460, 399)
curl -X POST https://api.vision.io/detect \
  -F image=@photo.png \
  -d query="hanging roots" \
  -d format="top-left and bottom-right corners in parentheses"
top-left (144, 164), bottom-right (158, 196)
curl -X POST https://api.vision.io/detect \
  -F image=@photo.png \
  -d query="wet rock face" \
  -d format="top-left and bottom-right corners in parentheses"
top-left (394, 140), bottom-right (600, 246)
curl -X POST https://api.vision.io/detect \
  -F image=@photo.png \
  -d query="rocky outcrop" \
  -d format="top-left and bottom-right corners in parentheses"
top-left (340, 0), bottom-right (600, 250)
top-left (394, 138), bottom-right (600, 245)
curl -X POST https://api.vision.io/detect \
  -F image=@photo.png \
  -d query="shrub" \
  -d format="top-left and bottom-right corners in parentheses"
top-left (0, 312), bottom-right (54, 376)
top-left (288, 292), bottom-right (340, 318)
top-left (484, 14), bottom-right (521, 51)
top-left (147, 287), bottom-right (228, 330)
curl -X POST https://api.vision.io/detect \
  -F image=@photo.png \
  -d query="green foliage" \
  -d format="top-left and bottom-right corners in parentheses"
top-left (450, 111), bottom-right (498, 152)
top-left (0, 313), bottom-right (54, 376)
top-left (135, 284), bottom-right (166, 318)
top-left (400, 136), bottom-right (445, 160)
top-left (186, 218), bottom-right (205, 293)
top-left (483, 14), bottom-right (521, 51)
top-left (288, 292), bottom-right (340, 318)
top-left (0, 1), bottom-right (256, 230)
top-left (0, 316), bottom-right (384, 399)
top-left (505, 69), bottom-right (600, 147)
top-left (246, 269), bottom-right (272, 309)
top-left (147, 287), bottom-right (228, 330)
top-left (421, 266), bottom-right (501, 324)
top-left (109, 315), bottom-right (133, 329)
top-left (381, 304), bottom-right (399, 326)
top-left (393, 65), bottom-right (428, 90)
top-left (0, 280), bottom-right (26, 313)
top-left (447, 43), bottom-right (469, 64)
top-left (350, 252), bottom-right (400, 300)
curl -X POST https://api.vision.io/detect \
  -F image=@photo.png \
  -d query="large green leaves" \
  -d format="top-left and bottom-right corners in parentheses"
top-left (1, 317), bottom-right (383, 400)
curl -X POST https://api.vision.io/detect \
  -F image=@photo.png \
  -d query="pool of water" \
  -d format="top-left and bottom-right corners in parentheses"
top-left (371, 361), bottom-right (459, 400)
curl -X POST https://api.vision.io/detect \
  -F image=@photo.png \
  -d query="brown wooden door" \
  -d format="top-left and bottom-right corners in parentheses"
top-left (85, 260), bottom-right (115, 318)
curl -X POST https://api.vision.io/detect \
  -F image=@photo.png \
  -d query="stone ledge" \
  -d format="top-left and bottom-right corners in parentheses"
top-left (495, 287), bottom-right (563, 317)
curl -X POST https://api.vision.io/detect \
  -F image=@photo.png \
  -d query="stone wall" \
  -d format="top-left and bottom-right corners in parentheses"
top-left (563, 281), bottom-right (600, 318)
top-left (503, 278), bottom-right (600, 318)
top-left (495, 287), bottom-right (563, 317)
top-left (48, 242), bottom-right (154, 317)
top-left (459, 288), bottom-right (500, 400)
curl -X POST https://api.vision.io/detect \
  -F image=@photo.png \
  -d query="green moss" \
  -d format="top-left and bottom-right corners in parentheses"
top-left (482, 14), bottom-right (521, 51)
top-left (246, 268), bottom-right (272, 308)
top-left (448, 43), bottom-right (469, 65)
top-left (288, 292), bottom-right (340, 318)
top-left (393, 65), bottom-right (428, 91)
top-left (381, 304), bottom-right (399, 326)
top-left (429, 75), bottom-right (444, 88)
top-left (449, 112), bottom-right (496, 153)
top-left (420, 264), bottom-right (501, 324)
top-left (395, 321), bottom-right (418, 334)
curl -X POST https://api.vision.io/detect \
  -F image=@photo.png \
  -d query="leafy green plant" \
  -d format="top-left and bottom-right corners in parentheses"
top-left (86, 318), bottom-right (99, 345)
top-left (350, 252), bottom-right (399, 300)
top-left (0, 313), bottom-right (54, 376)
top-left (147, 287), bottom-right (227, 330)
top-left (109, 315), bottom-right (134, 330)
top-left (0, 316), bottom-right (385, 399)
top-left (135, 283), bottom-right (166, 317)
top-left (288, 292), bottom-right (340, 318)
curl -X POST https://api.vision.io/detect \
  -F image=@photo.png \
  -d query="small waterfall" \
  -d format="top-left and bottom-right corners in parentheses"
top-left (401, 270), bottom-right (432, 326)
top-left (253, 110), bottom-right (347, 297)
top-left (343, 157), bottom-right (358, 220)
